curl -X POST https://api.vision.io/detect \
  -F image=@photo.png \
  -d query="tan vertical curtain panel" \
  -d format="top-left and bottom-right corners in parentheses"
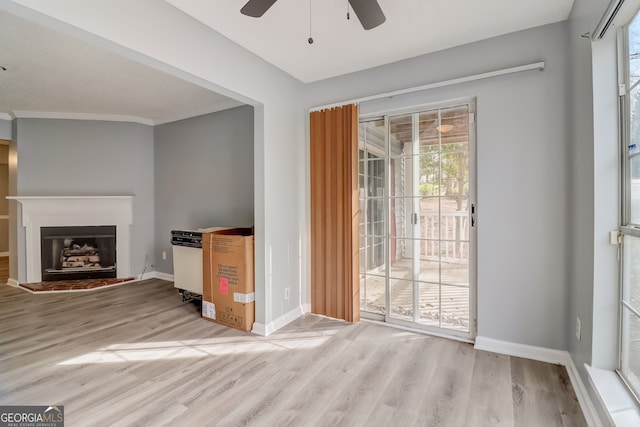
top-left (310, 104), bottom-right (360, 322)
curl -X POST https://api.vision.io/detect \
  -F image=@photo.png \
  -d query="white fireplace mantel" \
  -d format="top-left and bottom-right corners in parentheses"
top-left (8, 196), bottom-right (134, 283)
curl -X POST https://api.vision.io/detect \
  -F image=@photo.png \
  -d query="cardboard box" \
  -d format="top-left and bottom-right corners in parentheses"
top-left (202, 228), bottom-right (255, 331)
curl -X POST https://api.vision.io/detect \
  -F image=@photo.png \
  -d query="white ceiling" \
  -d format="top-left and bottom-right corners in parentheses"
top-left (0, 10), bottom-right (241, 125)
top-left (0, 1), bottom-right (575, 122)
top-left (167, 0), bottom-right (575, 83)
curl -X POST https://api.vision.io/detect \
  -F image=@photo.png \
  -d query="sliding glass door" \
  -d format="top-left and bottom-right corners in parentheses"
top-left (359, 102), bottom-right (476, 339)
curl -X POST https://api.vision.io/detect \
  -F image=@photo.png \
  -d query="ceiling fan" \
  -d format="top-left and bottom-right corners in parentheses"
top-left (240, 0), bottom-right (386, 30)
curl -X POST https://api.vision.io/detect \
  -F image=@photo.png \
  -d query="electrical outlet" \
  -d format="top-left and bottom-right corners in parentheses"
top-left (576, 317), bottom-right (581, 340)
top-left (162, 251), bottom-right (167, 260)
top-left (284, 287), bottom-right (290, 300)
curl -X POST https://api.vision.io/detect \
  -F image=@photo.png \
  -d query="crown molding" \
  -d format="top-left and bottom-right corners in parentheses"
top-left (5, 101), bottom-right (247, 126)
top-left (152, 99), bottom-right (246, 125)
top-left (11, 111), bottom-right (154, 126)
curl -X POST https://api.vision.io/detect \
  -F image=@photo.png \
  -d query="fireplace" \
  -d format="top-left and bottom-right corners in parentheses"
top-left (40, 226), bottom-right (117, 281)
top-left (8, 196), bottom-right (134, 284)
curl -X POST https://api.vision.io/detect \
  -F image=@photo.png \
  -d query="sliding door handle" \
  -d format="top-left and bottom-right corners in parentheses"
top-left (471, 204), bottom-right (476, 227)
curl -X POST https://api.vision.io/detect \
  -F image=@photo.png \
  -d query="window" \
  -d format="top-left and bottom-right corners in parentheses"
top-left (620, 9), bottom-right (640, 400)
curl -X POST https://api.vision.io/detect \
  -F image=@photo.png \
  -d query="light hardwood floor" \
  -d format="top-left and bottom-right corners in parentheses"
top-left (0, 279), bottom-right (588, 426)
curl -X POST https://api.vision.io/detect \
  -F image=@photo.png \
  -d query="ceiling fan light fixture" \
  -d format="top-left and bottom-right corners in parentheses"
top-left (437, 124), bottom-right (454, 133)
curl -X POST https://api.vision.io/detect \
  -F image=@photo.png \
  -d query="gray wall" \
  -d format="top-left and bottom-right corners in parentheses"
top-left (154, 105), bottom-right (254, 274)
top-left (0, 119), bottom-right (11, 140)
top-left (13, 118), bottom-right (155, 281)
top-left (568, 0), bottom-right (597, 377)
top-left (306, 22), bottom-right (571, 350)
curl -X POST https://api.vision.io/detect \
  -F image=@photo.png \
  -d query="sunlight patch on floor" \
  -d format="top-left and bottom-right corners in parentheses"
top-left (58, 332), bottom-right (331, 365)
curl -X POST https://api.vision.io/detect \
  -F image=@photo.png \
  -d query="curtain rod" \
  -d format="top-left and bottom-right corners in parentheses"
top-left (309, 61), bottom-right (545, 112)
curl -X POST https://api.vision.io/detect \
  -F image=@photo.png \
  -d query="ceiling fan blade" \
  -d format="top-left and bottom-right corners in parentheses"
top-left (348, 0), bottom-right (386, 30)
top-left (241, 0), bottom-right (278, 18)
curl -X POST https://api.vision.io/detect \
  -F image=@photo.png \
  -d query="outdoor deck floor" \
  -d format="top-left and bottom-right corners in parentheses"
top-left (361, 257), bottom-right (470, 332)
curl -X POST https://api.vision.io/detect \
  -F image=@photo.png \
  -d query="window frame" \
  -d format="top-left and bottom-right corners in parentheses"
top-left (618, 11), bottom-right (640, 402)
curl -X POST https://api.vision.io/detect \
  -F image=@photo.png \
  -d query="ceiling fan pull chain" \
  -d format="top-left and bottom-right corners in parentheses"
top-left (347, 1), bottom-right (350, 20)
top-left (308, 0), bottom-right (314, 44)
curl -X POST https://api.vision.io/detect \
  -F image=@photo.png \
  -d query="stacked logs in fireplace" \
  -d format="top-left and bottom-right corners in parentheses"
top-left (40, 226), bottom-right (117, 281)
top-left (62, 241), bottom-right (102, 269)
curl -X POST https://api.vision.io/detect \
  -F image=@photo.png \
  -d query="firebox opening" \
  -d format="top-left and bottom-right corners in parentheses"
top-left (40, 226), bottom-right (116, 281)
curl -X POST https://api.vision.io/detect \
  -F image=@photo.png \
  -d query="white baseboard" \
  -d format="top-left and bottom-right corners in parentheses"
top-left (252, 305), bottom-right (304, 337)
top-left (7, 278), bottom-right (18, 288)
top-left (474, 336), bottom-right (568, 364)
top-left (273, 305), bottom-right (304, 331)
top-left (251, 322), bottom-right (269, 336)
top-left (147, 271), bottom-right (174, 282)
top-left (567, 362), bottom-right (604, 427)
top-left (137, 271), bottom-right (156, 281)
top-left (474, 336), bottom-right (601, 427)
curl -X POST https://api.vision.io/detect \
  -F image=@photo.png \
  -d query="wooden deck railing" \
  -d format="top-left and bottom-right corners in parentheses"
top-left (420, 211), bottom-right (469, 262)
